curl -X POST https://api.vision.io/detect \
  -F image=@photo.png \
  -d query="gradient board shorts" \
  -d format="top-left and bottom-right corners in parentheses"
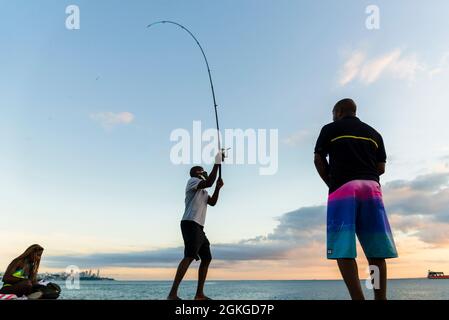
top-left (327, 180), bottom-right (398, 259)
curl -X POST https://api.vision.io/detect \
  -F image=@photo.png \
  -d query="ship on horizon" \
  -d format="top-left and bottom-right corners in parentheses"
top-left (427, 270), bottom-right (449, 279)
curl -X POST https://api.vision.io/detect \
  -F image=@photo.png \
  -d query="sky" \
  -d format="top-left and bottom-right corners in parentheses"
top-left (1, 0), bottom-right (449, 280)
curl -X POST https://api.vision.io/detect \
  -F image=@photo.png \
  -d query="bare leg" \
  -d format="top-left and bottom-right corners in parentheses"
top-left (367, 258), bottom-right (387, 300)
top-left (195, 259), bottom-right (211, 299)
top-left (337, 258), bottom-right (365, 300)
top-left (167, 257), bottom-right (194, 299)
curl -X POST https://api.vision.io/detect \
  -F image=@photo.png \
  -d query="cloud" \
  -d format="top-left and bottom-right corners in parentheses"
top-left (44, 243), bottom-right (289, 268)
top-left (385, 172), bottom-right (449, 192)
top-left (338, 49), bottom-right (423, 86)
top-left (266, 206), bottom-right (325, 242)
top-left (383, 171), bottom-right (449, 246)
top-left (428, 52), bottom-right (449, 77)
top-left (390, 214), bottom-right (449, 246)
top-left (45, 170), bottom-right (449, 269)
top-left (282, 130), bottom-right (311, 147)
top-left (90, 112), bottom-right (135, 129)
top-left (45, 206), bottom-right (326, 269)
top-left (338, 51), bottom-right (366, 86)
top-left (384, 172), bottom-right (449, 221)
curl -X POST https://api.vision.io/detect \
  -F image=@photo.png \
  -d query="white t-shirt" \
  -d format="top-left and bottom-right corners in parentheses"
top-left (181, 177), bottom-right (209, 226)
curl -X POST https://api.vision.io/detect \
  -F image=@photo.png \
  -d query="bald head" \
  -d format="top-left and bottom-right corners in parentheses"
top-left (333, 98), bottom-right (357, 121)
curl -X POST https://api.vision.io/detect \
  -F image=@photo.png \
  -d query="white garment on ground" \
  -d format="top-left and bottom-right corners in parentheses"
top-left (38, 279), bottom-right (50, 286)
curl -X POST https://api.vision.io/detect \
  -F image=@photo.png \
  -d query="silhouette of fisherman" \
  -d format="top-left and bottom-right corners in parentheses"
top-left (168, 151), bottom-right (224, 300)
top-left (314, 99), bottom-right (398, 300)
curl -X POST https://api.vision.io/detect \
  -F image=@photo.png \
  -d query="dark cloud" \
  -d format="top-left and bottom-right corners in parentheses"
top-left (45, 206), bottom-right (325, 269)
top-left (45, 248), bottom-right (182, 268)
top-left (384, 172), bottom-right (449, 221)
top-left (383, 172), bottom-right (449, 245)
top-left (45, 172), bottom-right (449, 268)
top-left (385, 173), bottom-right (449, 192)
top-left (45, 243), bottom-right (290, 269)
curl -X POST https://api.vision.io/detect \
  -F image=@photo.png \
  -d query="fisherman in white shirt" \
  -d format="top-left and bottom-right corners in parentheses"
top-left (167, 152), bottom-right (224, 300)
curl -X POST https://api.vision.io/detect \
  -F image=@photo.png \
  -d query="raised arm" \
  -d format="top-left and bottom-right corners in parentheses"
top-left (207, 178), bottom-right (224, 206)
top-left (197, 152), bottom-right (223, 189)
top-left (197, 164), bottom-right (220, 189)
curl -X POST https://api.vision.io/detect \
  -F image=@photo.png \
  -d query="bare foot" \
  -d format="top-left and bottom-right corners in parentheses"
top-left (167, 295), bottom-right (182, 300)
top-left (194, 295), bottom-right (212, 300)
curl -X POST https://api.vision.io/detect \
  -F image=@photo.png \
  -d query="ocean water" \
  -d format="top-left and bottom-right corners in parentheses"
top-left (56, 279), bottom-right (449, 300)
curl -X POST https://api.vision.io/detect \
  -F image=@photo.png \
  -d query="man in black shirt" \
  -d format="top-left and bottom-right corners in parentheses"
top-left (314, 98), bottom-right (397, 300)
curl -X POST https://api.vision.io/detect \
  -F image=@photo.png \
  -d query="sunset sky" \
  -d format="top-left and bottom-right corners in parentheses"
top-left (1, 0), bottom-right (449, 280)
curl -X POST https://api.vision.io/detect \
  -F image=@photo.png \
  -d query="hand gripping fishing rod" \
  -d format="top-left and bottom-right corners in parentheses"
top-left (147, 21), bottom-right (224, 177)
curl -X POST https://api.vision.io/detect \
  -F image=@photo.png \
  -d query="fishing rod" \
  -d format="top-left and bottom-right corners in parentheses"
top-left (147, 20), bottom-right (224, 177)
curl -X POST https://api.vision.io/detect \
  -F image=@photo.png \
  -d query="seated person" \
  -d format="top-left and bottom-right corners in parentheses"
top-left (0, 244), bottom-right (44, 299)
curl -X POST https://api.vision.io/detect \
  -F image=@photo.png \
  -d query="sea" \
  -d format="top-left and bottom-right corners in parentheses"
top-left (55, 279), bottom-right (449, 300)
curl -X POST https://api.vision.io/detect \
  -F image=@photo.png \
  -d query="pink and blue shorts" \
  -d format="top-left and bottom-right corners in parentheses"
top-left (327, 180), bottom-right (398, 259)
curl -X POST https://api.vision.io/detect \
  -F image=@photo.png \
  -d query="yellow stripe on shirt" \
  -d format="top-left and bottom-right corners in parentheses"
top-left (330, 135), bottom-right (378, 148)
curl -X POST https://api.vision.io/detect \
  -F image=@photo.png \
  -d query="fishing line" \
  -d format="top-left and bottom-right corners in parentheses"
top-left (147, 20), bottom-right (224, 177)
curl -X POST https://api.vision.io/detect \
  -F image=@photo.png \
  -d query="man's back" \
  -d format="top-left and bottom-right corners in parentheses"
top-left (314, 99), bottom-right (397, 300)
top-left (315, 116), bottom-right (386, 193)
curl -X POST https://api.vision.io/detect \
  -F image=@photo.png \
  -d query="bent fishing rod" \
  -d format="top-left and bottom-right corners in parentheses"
top-left (147, 20), bottom-right (224, 177)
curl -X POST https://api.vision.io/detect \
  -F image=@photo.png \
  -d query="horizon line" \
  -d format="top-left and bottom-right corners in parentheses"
top-left (64, 277), bottom-right (427, 281)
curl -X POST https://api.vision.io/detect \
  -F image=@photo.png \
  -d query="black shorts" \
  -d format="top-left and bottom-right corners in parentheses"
top-left (181, 220), bottom-right (212, 261)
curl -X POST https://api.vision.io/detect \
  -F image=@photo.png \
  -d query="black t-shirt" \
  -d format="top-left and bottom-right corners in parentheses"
top-left (314, 116), bottom-right (386, 193)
